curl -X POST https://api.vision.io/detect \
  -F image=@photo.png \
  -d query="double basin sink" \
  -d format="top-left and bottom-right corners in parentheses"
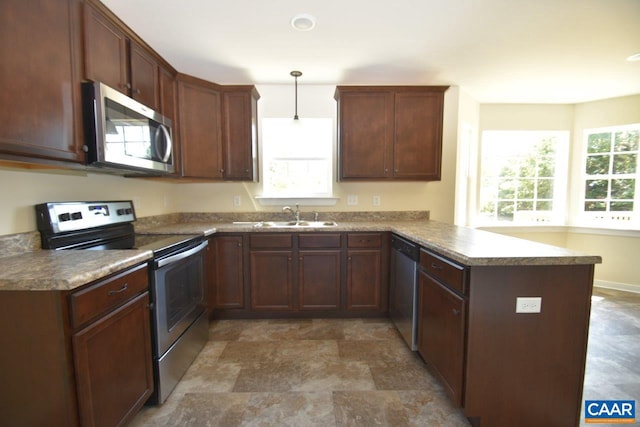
top-left (253, 220), bottom-right (338, 228)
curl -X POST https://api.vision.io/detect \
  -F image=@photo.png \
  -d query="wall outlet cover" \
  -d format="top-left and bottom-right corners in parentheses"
top-left (516, 297), bottom-right (542, 313)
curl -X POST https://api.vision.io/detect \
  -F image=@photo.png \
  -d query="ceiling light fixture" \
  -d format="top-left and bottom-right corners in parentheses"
top-left (626, 52), bottom-right (640, 61)
top-left (291, 13), bottom-right (316, 31)
top-left (290, 70), bottom-right (302, 120)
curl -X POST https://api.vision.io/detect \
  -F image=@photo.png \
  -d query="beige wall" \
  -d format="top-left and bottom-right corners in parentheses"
top-left (0, 84), bottom-right (461, 235)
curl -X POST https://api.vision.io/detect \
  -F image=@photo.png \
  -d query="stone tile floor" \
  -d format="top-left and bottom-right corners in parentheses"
top-left (131, 287), bottom-right (639, 426)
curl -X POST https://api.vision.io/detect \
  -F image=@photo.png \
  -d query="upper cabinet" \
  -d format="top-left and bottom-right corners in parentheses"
top-left (83, 1), bottom-right (164, 111)
top-left (335, 86), bottom-right (449, 181)
top-left (221, 86), bottom-right (260, 181)
top-left (0, 0), bottom-right (85, 164)
top-left (177, 74), bottom-right (223, 179)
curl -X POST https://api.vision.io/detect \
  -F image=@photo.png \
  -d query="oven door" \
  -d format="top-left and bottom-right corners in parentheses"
top-left (151, 239), bottom-right (207, 357)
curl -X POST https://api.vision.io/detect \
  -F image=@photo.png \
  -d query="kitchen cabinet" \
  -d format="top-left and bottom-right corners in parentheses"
top-left (0, 263), bottom-right (153, 427)
top-left (221, 86), bottom-right (260, 181)
top-left (211, 235), bottom-right (246, 310)
top-left (345, 233), bottom-right (388, 313)
top-left (417, 249), bottom-right (467, 406)
top-left (83, 1), bottom-right (161, 110)
top-left (413, 245), bottom-right (595, 427)
top-left (177, 74), bottom-right (224, 179)
top-left (0, 0), bottom-right (85, 165)
top-left (159, 66), bottom-right (180, 174)
top-left (335, 86), bottom-right (448, 181)
top-left (249, 233), bottom-right (342, 312)
top-left (298, 234), bottom-right (342, 311)
top-left (213, 231), bottom-right (388, 317)
top-left (249, 234), bottom-right (295, 310)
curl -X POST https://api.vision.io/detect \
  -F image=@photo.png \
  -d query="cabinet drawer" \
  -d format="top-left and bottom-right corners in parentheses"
top-left (69, 264), bottom-right (149, 329)
top-left (250, 233), bottom-right (293, 249)
top-left (347, 233), bottom-right (382, 248)
top-left (419, 249), bottom-right (466, 294)
top-left (299, 233), bottom-right (341, 249)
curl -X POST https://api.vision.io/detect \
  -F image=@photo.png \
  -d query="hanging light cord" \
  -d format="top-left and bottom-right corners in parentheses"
top-left (290, 70), bottom-right (302, 120)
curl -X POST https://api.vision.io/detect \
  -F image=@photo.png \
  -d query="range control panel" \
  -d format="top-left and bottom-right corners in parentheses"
top-left (36, 201), bottom-right (136, 234)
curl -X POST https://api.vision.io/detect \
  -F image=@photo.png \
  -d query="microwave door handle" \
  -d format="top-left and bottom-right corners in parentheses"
top-left (155, 125), bottom-right (172, 163)
top-left (156, 240), bottom-right (208, 268)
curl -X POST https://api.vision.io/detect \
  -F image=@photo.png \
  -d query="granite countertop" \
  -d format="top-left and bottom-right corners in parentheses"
top-left (0, 217), bottom-right (601, 292)
top-left (138, 219), bottom-right (602, 266)
top-left (0, 250), bottom-right (152, 291)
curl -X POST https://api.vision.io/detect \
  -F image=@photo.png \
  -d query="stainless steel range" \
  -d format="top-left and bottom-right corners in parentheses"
top-left (35, 200), bottom-right (208, 405)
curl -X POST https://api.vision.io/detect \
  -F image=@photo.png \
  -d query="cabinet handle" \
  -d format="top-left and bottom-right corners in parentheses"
top-left (431, 262), bottom-right (443, 271)
top-left (108, 283), bottom-right (128, 295)
top-left (135, 88), bottom-right (141, 94)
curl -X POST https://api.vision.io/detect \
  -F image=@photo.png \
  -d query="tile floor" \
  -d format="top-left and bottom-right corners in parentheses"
top-left (131, 287), bottom-right (639, 427)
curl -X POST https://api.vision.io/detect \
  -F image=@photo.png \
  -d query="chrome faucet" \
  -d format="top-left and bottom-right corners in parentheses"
top-left (282, 204), bottom-right (300, 222)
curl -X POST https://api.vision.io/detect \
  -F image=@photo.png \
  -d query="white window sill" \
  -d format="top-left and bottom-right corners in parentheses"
top-left (254, 196), bottom-right (339, 207)
top-left (476, 224), bottom-right (640, 237)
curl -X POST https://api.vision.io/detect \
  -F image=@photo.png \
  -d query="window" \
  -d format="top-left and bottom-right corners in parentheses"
top-left (261, 118), bottom-right (333, 197)
top-left (581, 124), bottom-right (640, 228)
top-left (478, 131), bottom-right (569, 225)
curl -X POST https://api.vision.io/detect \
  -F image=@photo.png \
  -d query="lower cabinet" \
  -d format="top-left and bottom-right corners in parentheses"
top-left (346, 233), bottom-right (387, 313)
top-left (211, 235), bottom-right (245, 309)
top-left (0, 263), bottom-right (153, 427)
top-left (73, 292), bottom-right (153, 427)
top-left (418, 268), bottom-right (465, 406)
top-left (211, 231), bottom-right (387, 317)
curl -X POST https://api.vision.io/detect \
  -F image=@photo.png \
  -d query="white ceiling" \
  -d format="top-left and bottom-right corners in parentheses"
top-left (102, 0), bottom-right (640, 104)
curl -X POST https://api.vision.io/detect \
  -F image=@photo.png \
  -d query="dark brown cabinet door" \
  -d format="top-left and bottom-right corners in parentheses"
top-left (222, 87), bottom-right (259, 181)
top-left (129, 40), bottom-right (159, 110)
top-left (83, 2), bottom-right (128, 93)
top-left (337, 90), bottom-right (393, 179)
top-left (0, 0), bottom-right (85, 163)
top-left (393, 91), bottom-right (444, 180)
top-left (250, 250), bottom-right (294, 310)
top-left (213, 235), bottom-right (245, 309)
top-left (178, 77), bottom-right (223, 178)
top-left (72, 292), bottom-right (153, 427)
top-left (335, 86), bottom-right (447, 181)
top-left (298, 250), bottom-right (341, 310)
top-left (346, 249), bottom-right (383, 310)
top-left (418, 271), bottom-right (465, 406)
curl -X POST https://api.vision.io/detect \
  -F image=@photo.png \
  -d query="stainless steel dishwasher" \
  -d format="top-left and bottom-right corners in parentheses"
top-left (389, 234), bottom-right (420, 351)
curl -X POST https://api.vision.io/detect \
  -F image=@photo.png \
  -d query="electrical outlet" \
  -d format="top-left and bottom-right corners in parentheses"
top-left (373, 195), bottom-right (381, 206)
top-left (516, 297), bottom-right (542, 313)
top-left (233, 195), bottom-right (241, 207)
top-left (347, 195), bottom-right (358, 206)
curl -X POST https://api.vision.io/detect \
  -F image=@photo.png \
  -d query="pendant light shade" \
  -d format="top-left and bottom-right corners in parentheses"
top-left (290, 70), bottom-right (302, 120)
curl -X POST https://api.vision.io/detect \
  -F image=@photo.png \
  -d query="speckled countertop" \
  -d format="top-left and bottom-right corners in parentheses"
top-left (0, 212), bottom-right (601, 292)
top-left (0, 250), bottom-right (152, 291)
top-left (137, 219), bottom-right (602, 267)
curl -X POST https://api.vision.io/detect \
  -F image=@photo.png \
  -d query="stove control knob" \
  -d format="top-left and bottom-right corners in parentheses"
top-left (71, 212), bottom-right (82, 220)
top-left (58, 213), bottom-right (71, 222)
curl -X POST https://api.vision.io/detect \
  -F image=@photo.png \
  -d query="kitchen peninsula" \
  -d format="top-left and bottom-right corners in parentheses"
top-left (0, 214), bottom-right (601, 427)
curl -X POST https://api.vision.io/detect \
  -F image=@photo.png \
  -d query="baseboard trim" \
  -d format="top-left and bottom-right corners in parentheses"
top-left (594, 280), bottom-right (640, 294)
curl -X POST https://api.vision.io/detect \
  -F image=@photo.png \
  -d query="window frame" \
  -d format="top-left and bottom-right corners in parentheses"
top-left (578, 124), bottom-right (640, 229)
top-left (475, 130), bottom-right (570, 227)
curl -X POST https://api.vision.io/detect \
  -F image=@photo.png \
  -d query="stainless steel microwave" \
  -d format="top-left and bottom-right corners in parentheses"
top-left (83, 81), bottom-right (175, 175)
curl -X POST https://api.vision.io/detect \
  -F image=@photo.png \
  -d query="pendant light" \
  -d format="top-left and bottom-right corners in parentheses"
top-left (290, 70), bottom-right (302, 120)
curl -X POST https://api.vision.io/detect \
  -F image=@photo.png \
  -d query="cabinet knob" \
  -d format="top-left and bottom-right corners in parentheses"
top-left (125, 82), bottom-right (131, 89)
top-left (452, 308), bottom-right (461, 316)
top-left (237, 243), bottom-right (242, 247)
top-left (220, 168), bottom-right (225, 173)
top-left (135, 88), bottom-right (141, 94)
top-left (431, 262), bottom-right (443, 271)
top-left (384, 168), bottom-right (389, 173)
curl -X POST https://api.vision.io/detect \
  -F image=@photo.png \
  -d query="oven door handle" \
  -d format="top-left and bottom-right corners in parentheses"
top-left (156, 240), bottom-right (208, 268)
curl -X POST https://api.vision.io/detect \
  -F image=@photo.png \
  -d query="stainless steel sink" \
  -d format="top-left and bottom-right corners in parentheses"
top-left (254, 220), bottom-right (338, 228)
